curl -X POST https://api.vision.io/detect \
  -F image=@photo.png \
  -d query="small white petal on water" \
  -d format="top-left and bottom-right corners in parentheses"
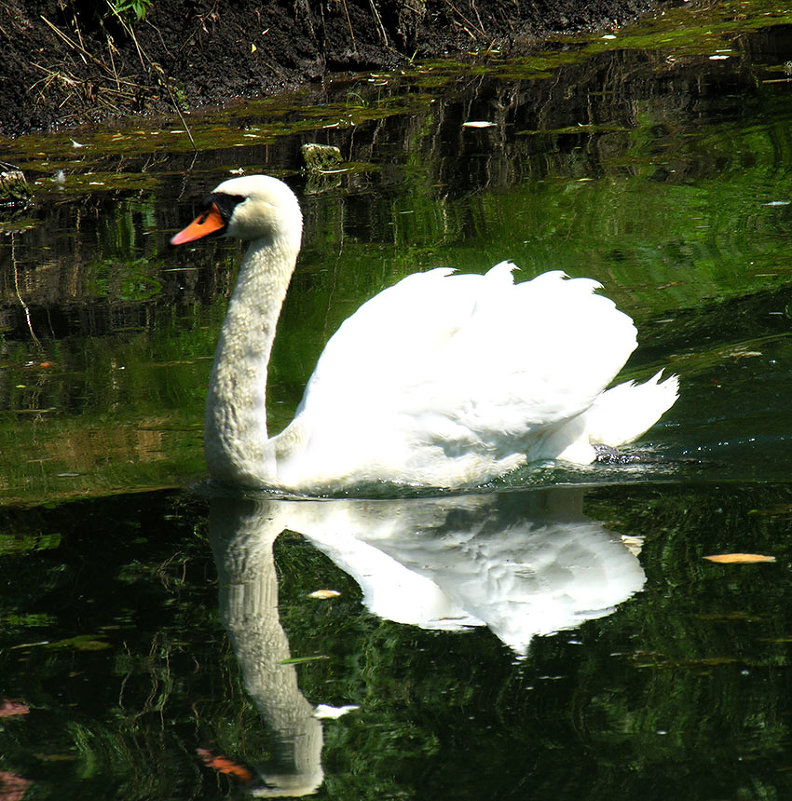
top-left (313, 704), bottom-right (360, 719)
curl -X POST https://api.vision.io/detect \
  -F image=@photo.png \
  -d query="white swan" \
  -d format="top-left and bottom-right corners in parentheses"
top-left (171, 174), bottom-right (678, 493)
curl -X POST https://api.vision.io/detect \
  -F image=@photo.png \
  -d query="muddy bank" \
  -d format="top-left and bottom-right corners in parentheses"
top-left (1, 0), bottom-right (665, 137)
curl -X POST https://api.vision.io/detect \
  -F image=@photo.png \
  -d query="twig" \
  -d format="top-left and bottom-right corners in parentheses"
top-left (104, 3), bottom-right (147, 71)
top-left (40, 15), bottom-right (106, 68)
top-left (10, 234), bottom-right (42, 352)
top-left (441, 0), bottom-right (488, 39)
top-left (105, 2), bottom-right (197, 151)
top-left (157, 67), bottom-right (198, 152)
top-left (338, 0), bottom-right (358, 54)
top-left (367, 0), bottom-right (389, 47)
top-left (104, 27), bottom-right (123, 94)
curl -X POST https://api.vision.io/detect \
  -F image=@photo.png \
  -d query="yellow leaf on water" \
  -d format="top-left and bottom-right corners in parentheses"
top-left (307, 589), bottom-right (341, 599)
top-left (703, 553), bottom-right (776, 564)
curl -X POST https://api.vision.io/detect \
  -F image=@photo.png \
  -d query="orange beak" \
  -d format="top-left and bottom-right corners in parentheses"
top-left (170, 204), bottom-right (226, 245)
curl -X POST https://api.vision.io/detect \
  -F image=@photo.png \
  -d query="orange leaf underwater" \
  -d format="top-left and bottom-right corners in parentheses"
top-left (0, 700), bottom-right (29, 718)
top-left (703, 553), bottom-right (777, 564)
top-left (196, 749), bottom-right (253, 784)
top-left (0, 771), bottom-right (32, 801)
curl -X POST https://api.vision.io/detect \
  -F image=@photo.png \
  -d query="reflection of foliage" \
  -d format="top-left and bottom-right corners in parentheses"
top-left (0, 530), bottom-right (61, 556)
top-left (1, 484), bottom-right (792, 798)
top-left (84, 257), bottom-right (164, 301)
top-left (574, 483), bottom-right (792, 800)
top-left (0, 492), bottom-right (225, 799)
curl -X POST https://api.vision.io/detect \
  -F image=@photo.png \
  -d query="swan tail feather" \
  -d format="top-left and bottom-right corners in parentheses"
top-left (583, 370), bottom-right (679, 447)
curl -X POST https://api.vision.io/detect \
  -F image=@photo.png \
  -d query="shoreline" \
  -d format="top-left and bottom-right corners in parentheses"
top-left (2, 0), bottom-right (663, 138)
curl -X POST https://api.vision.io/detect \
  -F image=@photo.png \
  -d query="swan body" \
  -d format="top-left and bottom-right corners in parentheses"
top-left (171, 174), bottom-right (678, 493)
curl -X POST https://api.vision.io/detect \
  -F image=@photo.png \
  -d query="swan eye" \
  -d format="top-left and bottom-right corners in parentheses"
top-left (203, 192), bottom-right (246, 223)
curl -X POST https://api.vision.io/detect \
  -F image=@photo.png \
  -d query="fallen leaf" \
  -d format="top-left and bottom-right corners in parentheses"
top-left (0, 771), bottom-right (32, 801)
top-left (0, 700), bottom-right (29, 718)
top-left (703, 553), bottom-right (776, 564)
top-left (307, 589), bottom-right (341, 599)
top-left (197, 749), bottom-right (252, 784)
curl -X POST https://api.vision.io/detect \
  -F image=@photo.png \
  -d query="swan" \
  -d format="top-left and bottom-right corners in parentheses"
top-left (171, 174), bottom-right (678, 493)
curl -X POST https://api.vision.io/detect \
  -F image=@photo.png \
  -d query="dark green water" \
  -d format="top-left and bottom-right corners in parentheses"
top-left (2, 484), bottom-right (792, 800)
top-left (2, 4), bottom-right (792, 798)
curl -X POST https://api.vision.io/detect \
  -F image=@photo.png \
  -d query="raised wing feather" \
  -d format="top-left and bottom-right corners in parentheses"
top-left (275, 266), bottom-right (638, 487)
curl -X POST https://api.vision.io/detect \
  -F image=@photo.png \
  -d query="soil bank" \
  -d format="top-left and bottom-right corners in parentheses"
top-left (1, 0), bottom-right (665, 137)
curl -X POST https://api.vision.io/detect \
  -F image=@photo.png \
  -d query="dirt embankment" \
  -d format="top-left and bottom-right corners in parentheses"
top-left (1, 0), bottom-right (662, 137)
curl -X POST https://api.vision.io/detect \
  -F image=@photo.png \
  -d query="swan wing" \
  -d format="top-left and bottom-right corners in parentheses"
top-left (275, 266), bottom-right (638, 488)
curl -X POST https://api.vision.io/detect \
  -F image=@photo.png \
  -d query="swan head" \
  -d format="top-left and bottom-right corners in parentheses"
top-left (170, 174), bottom-right (303, 247)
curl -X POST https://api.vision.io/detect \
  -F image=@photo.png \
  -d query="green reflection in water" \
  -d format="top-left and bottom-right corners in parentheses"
top-left (2, 15), bottom-right (792, 501)
top-left (0, 483), bottom-right (790, 799)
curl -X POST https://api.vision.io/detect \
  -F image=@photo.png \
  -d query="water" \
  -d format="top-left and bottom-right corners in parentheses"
top-left (2, 484), bottom-right (792, 799)
top-left (2, 4), bottom-right (792, 798)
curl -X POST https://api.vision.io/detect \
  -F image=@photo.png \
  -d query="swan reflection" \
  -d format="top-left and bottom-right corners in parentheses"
top-left (208, 487), bottom-right (644, 796)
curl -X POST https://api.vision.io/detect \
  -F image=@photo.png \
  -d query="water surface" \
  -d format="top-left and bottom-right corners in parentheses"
top-left (2, 5), bottom-right (792, 799)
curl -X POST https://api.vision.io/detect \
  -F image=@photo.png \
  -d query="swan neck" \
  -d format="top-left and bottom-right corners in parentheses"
top-left (205, 233), bottom-right (299, 485)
